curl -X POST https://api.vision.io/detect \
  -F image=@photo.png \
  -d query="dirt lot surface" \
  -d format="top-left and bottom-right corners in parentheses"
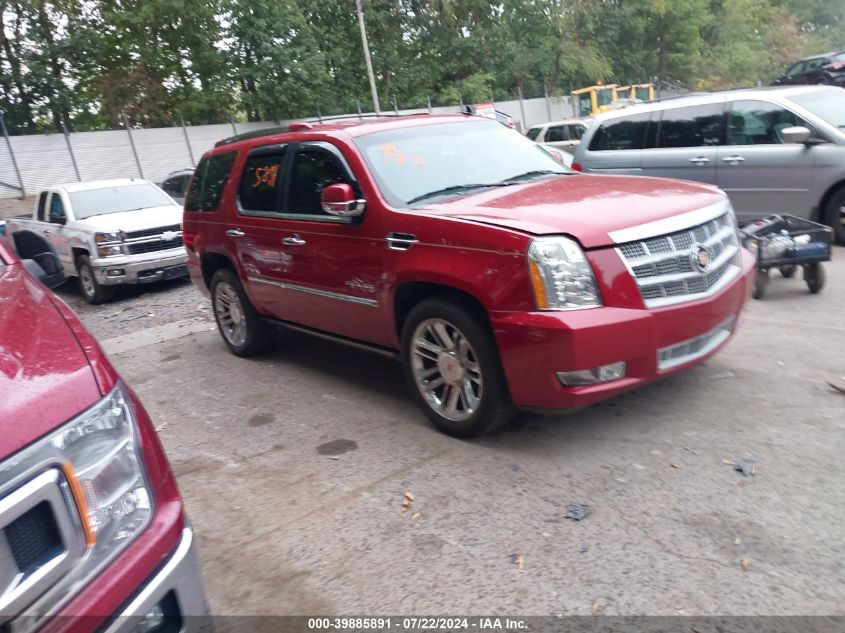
top-left (81, 248), bottom-right (845, 617)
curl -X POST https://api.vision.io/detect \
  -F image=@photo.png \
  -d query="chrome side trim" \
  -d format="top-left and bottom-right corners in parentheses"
top-left (608, 200), bottom-right (729, 244)
top-left (247, 276), bottom-right (378, 307)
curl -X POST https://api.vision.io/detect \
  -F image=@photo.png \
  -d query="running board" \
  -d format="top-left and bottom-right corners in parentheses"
top-left (263, 317), bottom-right (400, 361)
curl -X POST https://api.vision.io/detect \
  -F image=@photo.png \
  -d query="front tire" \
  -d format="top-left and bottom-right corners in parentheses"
top-left (823, 187), bottom-right (845, 245)
top-left (210, 268), bottom-right (274, 357)
top-left (804, 262), bottom-right (825, 294)
top-left (401, 296), bottom-right (515, 437)
top-left (76, 255), bottom-right (114, 304)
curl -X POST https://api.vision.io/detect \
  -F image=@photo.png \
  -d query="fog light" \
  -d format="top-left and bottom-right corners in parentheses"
top-left (557, 361), bottom-right (626, 386)
top-left (134, 604), bottom-right (164, 633)
top-left (107, 269), bottom-right (125, 277)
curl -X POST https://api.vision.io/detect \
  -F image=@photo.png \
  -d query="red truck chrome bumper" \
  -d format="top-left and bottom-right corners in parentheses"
top-left (491, 249), bottom-right (755, 411)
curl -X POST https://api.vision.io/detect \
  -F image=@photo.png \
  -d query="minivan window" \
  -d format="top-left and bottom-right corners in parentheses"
top-left (589, 113), bottom-right (650, 151)
top-left (658, 104), bottom-right (725, 148)
top-left (546, 125), bottom-right (566, 142)
top-left (185, 152), bottom-right (237, 212)
top-left (727, 100), bottom-right (809, 145)
top-left (790, 89), bottom-right (845, 129)
top-left (568, 124), bottom-right (586, 140)
top-left (238, 146), bottom-right (287, 214)
top-left (526, 128), bottom-right (541, 141)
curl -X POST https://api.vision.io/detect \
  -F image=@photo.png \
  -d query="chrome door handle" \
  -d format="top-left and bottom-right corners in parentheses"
top-left (722, 155), bottom-right (745, 164)
top-left (688, 156), bottom-right (710, 165)
top-left (226, 228), bottom-right (245, 238)
top-left (282, 234), bottom-right (306, 246)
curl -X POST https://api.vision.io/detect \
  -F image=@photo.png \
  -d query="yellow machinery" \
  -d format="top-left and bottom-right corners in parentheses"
top-left (571, 85), bottom-right (618, 117)
top-left (617, 83), bottom-right (655, 102)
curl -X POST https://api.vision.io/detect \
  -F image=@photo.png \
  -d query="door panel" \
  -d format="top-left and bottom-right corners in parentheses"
top-left (639, 103), bottom-right (725, 184)
top-left (716, 100), bottom-right (815, 221)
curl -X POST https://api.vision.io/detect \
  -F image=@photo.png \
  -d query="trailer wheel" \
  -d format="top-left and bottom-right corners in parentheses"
top-left (804, 262), bottom-right (825, 294)
top-left (779, 265), bottom-right (796, 278)
top-left (752, 268), bottom-right (768, 300)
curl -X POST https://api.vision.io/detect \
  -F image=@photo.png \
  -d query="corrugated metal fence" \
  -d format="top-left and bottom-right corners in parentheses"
top-left (0, 96), bottom-right (574, 199)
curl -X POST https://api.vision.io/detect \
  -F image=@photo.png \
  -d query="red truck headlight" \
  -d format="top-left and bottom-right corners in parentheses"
top-left (528, 236), bottom-right (602, 310)
top-left (51, 383), bottom-right (153, 555)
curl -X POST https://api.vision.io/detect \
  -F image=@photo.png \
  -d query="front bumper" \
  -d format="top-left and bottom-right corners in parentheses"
top-left (91, 250), bottom-right (187, 286)
top-left (492, 248), bottom-right (755, 411)
top-left (102, 525), bottom-right (211, 633)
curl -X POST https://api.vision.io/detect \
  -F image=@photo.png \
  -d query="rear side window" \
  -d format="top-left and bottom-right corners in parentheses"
top-left (568, 124), bottom-right (586, 140)
top-left (727, 100), bottom-right (810, 145)
top-left (238, 145), bottom-right (287, 214)
top-left (545, 125), bottom-right (566, 142)
top-left (658, 104), bottom-right (725, 148)
top-left (589, 113), bottom-right (650, 151)
top-left (526, 128), bottom-right (541, 141)
top-left (185, 152), bottom-right (237, 212)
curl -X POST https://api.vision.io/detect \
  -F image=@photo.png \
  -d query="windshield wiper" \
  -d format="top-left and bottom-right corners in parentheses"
top-left (500, 170), bottom-right (569, 185)
top-left (408, 183), bottom-right (507, 204)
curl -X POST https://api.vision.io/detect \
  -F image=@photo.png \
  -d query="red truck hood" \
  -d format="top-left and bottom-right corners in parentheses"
top-left (0, 264), bottom-right (101, 461)
top-left (420, 174), bottom-right (727, 248)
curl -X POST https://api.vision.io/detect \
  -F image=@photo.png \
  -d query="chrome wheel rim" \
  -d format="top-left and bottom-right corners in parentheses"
top-left (839, 202), bottom-right (845, 228)
top-left (214, 281), bottom-right (247, 347)
top-left (411, 318), bottom-right (482, 422)
top-left (79, 266), bottom-right (95, 299)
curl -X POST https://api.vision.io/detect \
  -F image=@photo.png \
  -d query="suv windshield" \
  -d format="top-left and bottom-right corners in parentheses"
top-left (790, 90), bottom-right (845, 129)
top-left (70, 183), bottom-right (173, 219)
top-left (355, 120), bottom-right (570, 206)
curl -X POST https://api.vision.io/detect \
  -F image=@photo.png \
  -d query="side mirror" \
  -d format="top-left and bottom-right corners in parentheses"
top-left (321, 183), bottom-right (365, 218)
top-left (780, 126), bottom-right (811, 145)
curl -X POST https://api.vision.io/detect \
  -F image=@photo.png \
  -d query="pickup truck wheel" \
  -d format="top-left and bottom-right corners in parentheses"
top-left (824, 187), bottom-right (845, 245)
top-left (401, 298), bottom-right (515, 437)
top-left (76, 255), bottom-right (113, 304)
top-left (211, 268), bottom-right (273, 357)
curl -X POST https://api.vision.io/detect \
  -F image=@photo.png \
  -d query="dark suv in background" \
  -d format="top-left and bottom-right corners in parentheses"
top-left (773, 52), bottom-right (845, 87)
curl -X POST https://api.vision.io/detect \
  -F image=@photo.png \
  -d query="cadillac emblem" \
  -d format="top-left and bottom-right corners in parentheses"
top-left (691, 245), bottom-right (712, 272)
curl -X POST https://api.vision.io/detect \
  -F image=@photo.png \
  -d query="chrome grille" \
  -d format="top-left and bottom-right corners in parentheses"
top-left (127, 236), bottom-right (183, 255)
top-left (658, 316), bottom-right (736, 370)
top-left (124, 224), bottom-right (180, 240)
top-left (617, 211), bottom-right (741, 308)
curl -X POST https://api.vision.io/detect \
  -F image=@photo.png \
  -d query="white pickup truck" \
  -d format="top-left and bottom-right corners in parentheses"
top-left (5, 178), bottom-right (187, 303)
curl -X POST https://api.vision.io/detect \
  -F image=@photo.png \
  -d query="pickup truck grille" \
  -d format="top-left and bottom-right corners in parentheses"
top-left (617, 212), bottom-right (741, 308)
top-left (4, 502), bottom-right (63, 572)
top-left (124, 225), bottom-right (184, 255)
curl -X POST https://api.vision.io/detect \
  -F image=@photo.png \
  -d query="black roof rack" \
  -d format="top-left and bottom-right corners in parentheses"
top-left (215, 126), bottom-right (288, 147)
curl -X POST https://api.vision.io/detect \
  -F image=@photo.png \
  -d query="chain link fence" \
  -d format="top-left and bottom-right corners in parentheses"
top-left (0, 94), bottom-right (574, 200)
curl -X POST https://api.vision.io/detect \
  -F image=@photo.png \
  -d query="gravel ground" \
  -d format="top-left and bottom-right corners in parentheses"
top-left (53, 277), bottom-right (213, 340)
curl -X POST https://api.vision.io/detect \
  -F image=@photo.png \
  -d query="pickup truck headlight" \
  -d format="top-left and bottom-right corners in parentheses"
top-left (95, 232), bottom-right (125, 257)
top-left (528, 237), bottom-right (602, 310)
top-left (52, 383), bottom-right (152, 554)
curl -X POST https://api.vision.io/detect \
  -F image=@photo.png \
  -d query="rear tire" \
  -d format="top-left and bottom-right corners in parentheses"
top-left (804, 262), bottom-right (825, 294)
top-left (76, 255), bottom-right (114, 304)
top-left (823, 187), bottom-right (845, 245)
top-left (779, 265), bottom-right (796, 278)
top-left (210, 267), bottom-right (274, 357)
top-left (401, 296), bottom-right (515, 437)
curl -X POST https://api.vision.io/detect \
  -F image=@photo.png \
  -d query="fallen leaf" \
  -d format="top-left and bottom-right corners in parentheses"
top-left (592, 601), bottom-right (601, 615)
top-left (671, 463), bottom-right (680, 469)
top-left (154, 423), bottom-right (168, 432)
top-left (404, 491), bottom-right (415, 501)
top-left (326, 455), bottom-right (340, 460)
top-left (411, 512), bottom-right (421, 519)
top-left (509, 553), bottom-right (524, 570)
top-left (734, 537), bottom-right (742, 545)
top-left (741, 558), bottom-right (751, 571)
top-left (722, 458), bottom-right (735, 465)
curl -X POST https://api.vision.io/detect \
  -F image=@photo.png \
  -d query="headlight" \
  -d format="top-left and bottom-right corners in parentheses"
top-left (528, 236), bottom-right (602, 310)
top-left (53, 383), bottom-right (152, 554)
top-left (95, 232), bottom-right (124, 257)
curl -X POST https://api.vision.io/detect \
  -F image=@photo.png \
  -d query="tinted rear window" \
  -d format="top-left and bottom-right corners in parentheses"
top-left (526, 128), bottom-right (541, 141)
top-left (589, 113), bottom-right (650, 151)
top-left (185, 152), bottom-right (237, 212)
top-left (657, 104), bottom-right (725, 148)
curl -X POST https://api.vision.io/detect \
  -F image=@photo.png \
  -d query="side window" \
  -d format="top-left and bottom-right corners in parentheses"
top-left (545, 125), bottom-right (566, 142)
top-left (286, 146), bottom-right (352, 216)
top-left (526, 128), bottom-right (541, 141)
top-left (162, 177), bottom-right (183, 197)
top-left (785, 61), bottom-right (805, 77)
top-left (567, 124), bottom-right (586, 141)
top-left (185, 152), bottom-right (237, 212)
top-left (657, 104), bottom-right (725, 148)
top-left (37, 191), bottom-right (48, 221)
top-left (727, 100), bottom-right (809, 145)
top-left (238, 145), bottom-right (287, 214)
top-left (588, 113), bottom-right (650, 151)
top-left (49, 194), bottom-right (66, 222)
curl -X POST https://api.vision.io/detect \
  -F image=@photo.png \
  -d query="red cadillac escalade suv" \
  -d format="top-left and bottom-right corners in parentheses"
top-left (183, 114), bottom-right (755, 437)
top-left (0, 237), bottom-right (209, 632)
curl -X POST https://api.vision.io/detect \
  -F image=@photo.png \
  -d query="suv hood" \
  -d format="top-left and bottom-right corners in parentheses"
top-left (0, 263), bottom-right (100, 460)
top-left (74, 204), bottom-right (182, 233)
top-left (420, 174), bottom-right (727, 248)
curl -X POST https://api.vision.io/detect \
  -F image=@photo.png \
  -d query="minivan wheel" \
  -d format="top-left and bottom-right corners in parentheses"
top-left (824, 187), bottom-right (845, 245)
top-left (210, 268), bottom-right (274, 357)
top-left (401, 297), bottom-right (515, 437)
top-left (76, 255), bottom-right (114, 304)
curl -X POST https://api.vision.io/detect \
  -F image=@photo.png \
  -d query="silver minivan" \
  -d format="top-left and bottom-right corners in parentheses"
top-left (573, 86), bottom-right (845, 243)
